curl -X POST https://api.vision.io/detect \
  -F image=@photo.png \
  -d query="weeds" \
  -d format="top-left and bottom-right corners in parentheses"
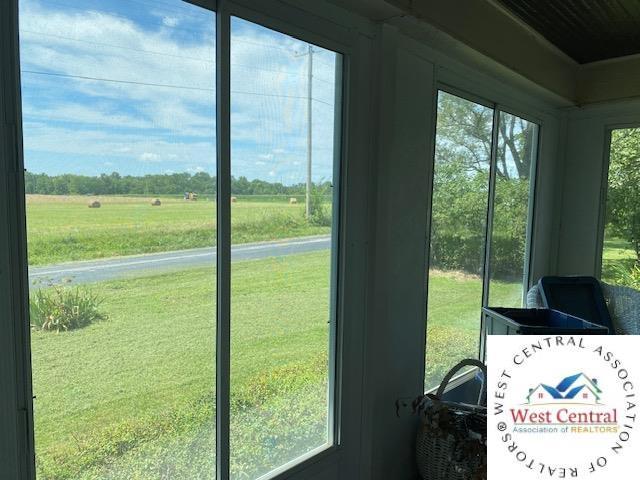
top-left (30, 286), bottom-right (107, 332)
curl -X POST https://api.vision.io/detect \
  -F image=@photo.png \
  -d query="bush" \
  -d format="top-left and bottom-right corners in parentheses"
top-left (612, 264), bottom-right (640, 290)
top-left (429, 171), bottom-right (530, 279)
top-left (307, 188), bottom-right (331, 227)
top-left (30, 286), bottom-right (108, 332)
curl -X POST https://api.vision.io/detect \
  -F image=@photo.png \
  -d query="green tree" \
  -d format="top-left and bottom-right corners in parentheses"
top-left (607, 128), bottom-right (640, 264)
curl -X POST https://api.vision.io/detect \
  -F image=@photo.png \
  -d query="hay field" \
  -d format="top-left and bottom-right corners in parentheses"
top-left (26, 194), bottom-right (330, 265)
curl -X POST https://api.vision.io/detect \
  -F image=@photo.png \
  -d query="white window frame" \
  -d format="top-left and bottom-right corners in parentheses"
top-left (424, 85), bottom-right (541, 392)
top-left (2, 0), bottom-right (372, 479)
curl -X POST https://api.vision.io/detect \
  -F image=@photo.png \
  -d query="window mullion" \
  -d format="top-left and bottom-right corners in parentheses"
top-left (216, 3), bottom-right (231, 479)
top-left (522, 127), bottom-right (541, 304)
top-left (479, 107), bottom-right (500, 360)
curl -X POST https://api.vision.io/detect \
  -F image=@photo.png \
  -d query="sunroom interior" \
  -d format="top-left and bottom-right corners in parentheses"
top-left (1, 0), bottom-right (640, 479)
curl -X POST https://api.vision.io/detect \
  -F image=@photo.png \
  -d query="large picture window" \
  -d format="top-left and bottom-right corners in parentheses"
top-left (18, 1), bottom-right (342, 479)
top-left (229, 16), bottom-right (339, 479)
top-left (424, 91), bottom-right (538, 390)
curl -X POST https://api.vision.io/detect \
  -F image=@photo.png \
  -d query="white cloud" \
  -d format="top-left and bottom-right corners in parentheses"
top-left (18, 0), bottom-right (338, 183)
top-left (162, 16), bottom-right (179, 27)
top-left (139, 152), bottom-right (160, 162)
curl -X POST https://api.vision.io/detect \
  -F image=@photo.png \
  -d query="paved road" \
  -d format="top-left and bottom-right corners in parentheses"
top-left (29, 235), bottom-right (331, 286)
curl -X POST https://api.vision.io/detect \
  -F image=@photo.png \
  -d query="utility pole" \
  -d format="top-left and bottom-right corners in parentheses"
top-left (305, 44), bottom-right (313, 219)
top-left (296, 45), bottom-right (314, 219)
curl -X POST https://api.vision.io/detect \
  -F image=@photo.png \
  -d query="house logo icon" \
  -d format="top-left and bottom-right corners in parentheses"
top-left (526, 372), bottom-right (602, 405)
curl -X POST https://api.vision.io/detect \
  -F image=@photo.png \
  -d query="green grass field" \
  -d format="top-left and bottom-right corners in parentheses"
top-left (601, 236), bottom-right (637, 284)
top-left (25, 194), bottom-right (562, 479)
top-left (26, 195), bottom-right (330, 266)
top-left (32, 252), bottom-right (330, 479)
top-left (31, 258), bottom-right (522, 479)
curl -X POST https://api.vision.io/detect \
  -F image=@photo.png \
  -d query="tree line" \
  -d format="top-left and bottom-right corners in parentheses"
top-left (25, 171), bottom-right (331, 196)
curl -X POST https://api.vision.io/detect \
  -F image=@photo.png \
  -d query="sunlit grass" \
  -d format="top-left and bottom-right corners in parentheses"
top-left (32, 252), bottom-right (330, 479)
top-left (601, 236), bottom-right (637, 284)
top-left (32, 250), bottom-right (524, 478)
top-left (26, 195), bottom-right (330, 265)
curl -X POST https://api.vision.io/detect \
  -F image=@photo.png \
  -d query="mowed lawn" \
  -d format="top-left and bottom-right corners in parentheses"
top-left (32, 252), bottom-right (331, 480)
top-left (31, 252), bottom-right (522, 479)
top-left (425, 271), bottom-right (522, 388)
top-left (601, 236), bottom-right (637, 284)
top-left (27, 194), bottom-right (532, 479)
top-left (26, 195), bottom-right (330, 265)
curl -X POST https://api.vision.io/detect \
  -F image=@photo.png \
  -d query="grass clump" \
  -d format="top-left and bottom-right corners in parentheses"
top-left (612, 264), bottom-right (640, 290)
top-left (30, 286), bottom-right (107, 332)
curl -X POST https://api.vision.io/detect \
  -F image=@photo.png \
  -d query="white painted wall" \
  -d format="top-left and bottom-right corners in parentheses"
top-left (361, 26), bottom-right (435, 480)
top-left (556, 100), bottom-right (640, 277)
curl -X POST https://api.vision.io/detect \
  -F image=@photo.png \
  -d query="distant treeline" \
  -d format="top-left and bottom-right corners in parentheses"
top-left (25, 171), bottom-right (332, 196)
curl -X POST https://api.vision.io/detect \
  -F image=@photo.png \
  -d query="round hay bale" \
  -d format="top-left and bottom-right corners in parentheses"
top-left (231, 196), bottom-right (237, 203)
top-left (151, 198), bottom-right (162, 206)
top-left (289, 197), bottom-right (298, 204)
top-left (88, 200), bottom-right (101, 208)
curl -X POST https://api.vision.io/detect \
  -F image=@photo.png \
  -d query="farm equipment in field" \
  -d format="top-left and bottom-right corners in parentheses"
top-left (184, 192), bottom-right (198, 201)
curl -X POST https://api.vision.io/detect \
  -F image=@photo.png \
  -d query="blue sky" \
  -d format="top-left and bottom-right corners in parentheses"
top-left (19, 0), bottom-right (338, 184)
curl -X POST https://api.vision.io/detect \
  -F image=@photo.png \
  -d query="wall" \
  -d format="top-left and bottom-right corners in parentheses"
top-left (361, 26), bottom-right (435, 480)
top-left (556, 99), bottom-right (640, 277)
top-left (365, 24), bottom-right (565, 480)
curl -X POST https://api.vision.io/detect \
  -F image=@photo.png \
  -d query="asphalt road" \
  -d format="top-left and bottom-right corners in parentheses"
top-left (28, 235), bottom-right (331, 286)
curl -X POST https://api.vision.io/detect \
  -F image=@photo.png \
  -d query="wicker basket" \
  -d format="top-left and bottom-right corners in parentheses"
top-left (415, 359), bottom-right (487, 480)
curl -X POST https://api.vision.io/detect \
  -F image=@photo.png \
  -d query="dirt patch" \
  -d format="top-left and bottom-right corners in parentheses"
top-left (429, 268), bottom-right (481, 281)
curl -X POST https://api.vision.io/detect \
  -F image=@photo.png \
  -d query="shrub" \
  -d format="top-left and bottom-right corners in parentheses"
top-left (612, 264), bottom-right (640, 290)
top-left (30, 286), bottom-right (107, 332)
top-left (307, 188), bottom-right (331, 227)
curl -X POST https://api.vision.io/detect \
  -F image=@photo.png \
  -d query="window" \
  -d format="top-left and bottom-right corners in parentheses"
top-left (18, 1), bottom-right (342, 479)
top-left (425, 91), bottom-right (538, 390)
top-left (601, 127), bottom-right (640, 289)
top-left (229, 17), bottom-right (340, 479)
top-left (425, 92), bottom-right (493, 388)
top-left (20, 1), bottom-right (217, 478)
top-left (487, 112), bottom-right (538, 307)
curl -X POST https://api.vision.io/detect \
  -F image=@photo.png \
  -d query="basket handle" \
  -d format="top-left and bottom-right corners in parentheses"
top-left (435, 359), bottom-right (487, 406)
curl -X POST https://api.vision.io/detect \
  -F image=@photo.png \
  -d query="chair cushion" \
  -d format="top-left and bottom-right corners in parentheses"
top-left (526, 284), bottom-right (544, 308)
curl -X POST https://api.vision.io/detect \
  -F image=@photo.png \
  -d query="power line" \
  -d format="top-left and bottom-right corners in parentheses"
top-left (21, 69), bottom-right (215, 92)
top-left (231, 90), bottom-right (333, 107)
top-left (20, 69), bottom-right (335, 106)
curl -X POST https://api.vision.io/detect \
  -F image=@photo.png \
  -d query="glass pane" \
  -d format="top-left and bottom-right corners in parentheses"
top-left (230, 17), bottom-right (339, 479)
top-left (19, 1), bottom-right (217, 478)
top-left (602, 128), bottom-right (640, 288)
top-left (487, 112), bottom-right (538, 307)
top-left (425, 92), bottom-right (493, 391)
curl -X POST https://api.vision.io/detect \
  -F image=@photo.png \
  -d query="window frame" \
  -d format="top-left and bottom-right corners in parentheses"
top-left (5, 0), bottom-right (367, 478)
top-left (218, 2), bottom-right (351, 478)
top-left (1, 1), bottom-right (36, 478)
top-left (424, 85), bottom-right (541, 392)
